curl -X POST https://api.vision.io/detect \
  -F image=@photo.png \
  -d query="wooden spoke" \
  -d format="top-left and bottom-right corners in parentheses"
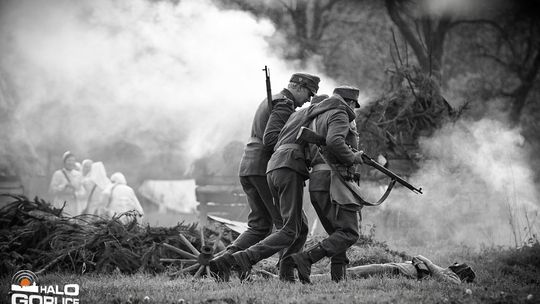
top-left (254, 268), bottom-right (278, 278)
top-left (200, 227), bottom-right (205, 247)
top-left (193, 265), bottom-right (205, 279)
top-left (213, 249), bottom-right (225, 257)
top-left (178, 234), bottom-right (200, 255)
top-left (178, 263), bottom-right (201, 274)
top-left (161, 226), bottom-right (231, 280)
top-left (160, 258), bottom-right (197, 263)
top-left (162, 243), bottom-right (198, 259)
top-left (168, 262), bottom-right (200, 278)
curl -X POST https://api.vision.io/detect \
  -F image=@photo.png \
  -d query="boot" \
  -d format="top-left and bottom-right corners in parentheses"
top-left (232, 251), bottom-right (254, 282)
top-left (330, 264), bottom-right (346, 282)
top-left (278, 257), bottom-right (296, 282)
top-left (209, 252), bottom-right (236, 282)
top-left (291, 244), bottom-right (327, 284)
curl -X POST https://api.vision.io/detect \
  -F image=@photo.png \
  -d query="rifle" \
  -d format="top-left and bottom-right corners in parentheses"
top-left (297, 126), bottom-right (423, 195)
top-left (262, 66), bottom-right (272, 111)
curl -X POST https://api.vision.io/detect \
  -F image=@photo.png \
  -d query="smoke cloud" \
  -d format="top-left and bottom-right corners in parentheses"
top-left (363, 118), bottom-right (540, 247)
top-left (0, 0), bottom-right (335, 185)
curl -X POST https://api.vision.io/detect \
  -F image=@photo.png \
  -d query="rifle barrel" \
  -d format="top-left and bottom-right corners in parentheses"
top-left (362, 155), bottom-right (423, 194)
top-left (263, 65), bottom-right (272, 111)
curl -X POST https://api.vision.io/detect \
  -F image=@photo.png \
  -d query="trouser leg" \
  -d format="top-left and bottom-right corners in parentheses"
top-left (211, 175), bottom-right (283, 281)
top-left (279, 211), bottom-right (308, 282)
top-left (282, 210), bottom-right (308, 260)
top-left (229, 176), bottom-right (283, 252)
top-left (243, 169), bottom-right (305, 263)
top-left (309, 191), bottom-right (359, 282)
top-left (310, 191), bottom-right (359, 257)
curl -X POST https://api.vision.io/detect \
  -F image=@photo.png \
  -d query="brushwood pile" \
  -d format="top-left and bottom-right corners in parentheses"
top-left (356, 66), bottom-right (458, 178)
top-left (0, 195), bottom-right (229, 275)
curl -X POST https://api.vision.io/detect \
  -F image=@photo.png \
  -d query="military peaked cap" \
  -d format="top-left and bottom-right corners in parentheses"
top-left (290, 73), bottom-right (320, 95)
top-left (333, 85), bottom-right (360, 108)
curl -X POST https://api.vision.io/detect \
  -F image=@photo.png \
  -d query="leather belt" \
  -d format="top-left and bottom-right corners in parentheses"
top-left (311, 163), bottom-right (331, 171)
top-left (248, 137), bottom-right (262, 144)
top-left (276, 143), bottom-right (303, 151)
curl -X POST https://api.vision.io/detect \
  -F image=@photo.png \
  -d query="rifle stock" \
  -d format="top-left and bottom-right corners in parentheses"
top-left (297, 127), bottom-right (423, 194)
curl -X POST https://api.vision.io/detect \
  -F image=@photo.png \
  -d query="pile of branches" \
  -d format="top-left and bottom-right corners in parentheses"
top-left (0, 195), bottom-right (228, 276)
top-left (357, 65), bottom-right (458, 161)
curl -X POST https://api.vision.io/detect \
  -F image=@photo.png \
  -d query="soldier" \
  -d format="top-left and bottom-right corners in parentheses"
top-left (291, 86), bottom-right (365, 284)
top-left (210, 73), bottom-right (320, 282)
top-left (332, 255), bottom-right (476, 285)
top-left (215, 79), bottom-right (368, 284)
top-left (49, 151), bottom-right (86, 216)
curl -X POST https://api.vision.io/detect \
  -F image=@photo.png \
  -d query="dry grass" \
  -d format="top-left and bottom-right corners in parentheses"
top-left (2, 196), bottom-right (539, 303)
top-left (2, 242), bottom-right (539, 304)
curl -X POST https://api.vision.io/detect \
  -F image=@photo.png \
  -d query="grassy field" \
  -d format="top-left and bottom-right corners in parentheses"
top-left (2, 241), bottom-right (539, 304)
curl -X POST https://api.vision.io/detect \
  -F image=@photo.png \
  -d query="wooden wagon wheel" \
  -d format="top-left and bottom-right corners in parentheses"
top-left (160, 227), bottom-right (224, 279)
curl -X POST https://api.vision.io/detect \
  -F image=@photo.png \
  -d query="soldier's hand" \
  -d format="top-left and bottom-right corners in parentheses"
top-left (353, 150), bottom-right (364, 164)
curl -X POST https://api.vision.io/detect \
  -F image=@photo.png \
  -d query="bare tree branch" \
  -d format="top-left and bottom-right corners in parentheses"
top-left (385, 0), bottom-right (429, 73)
top-left (449, 19), bottom-right (517, 58)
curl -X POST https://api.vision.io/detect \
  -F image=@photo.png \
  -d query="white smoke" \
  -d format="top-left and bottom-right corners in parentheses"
top-left (363, 118), bottom-right (540, 247)
top-left (0, 0), bottom-right (335, 183)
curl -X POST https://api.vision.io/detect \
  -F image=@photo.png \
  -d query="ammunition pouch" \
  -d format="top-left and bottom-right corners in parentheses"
top-left (353, 172), bottom-right (361, 183)
top-left (334, 165), bottom-right (356, 182)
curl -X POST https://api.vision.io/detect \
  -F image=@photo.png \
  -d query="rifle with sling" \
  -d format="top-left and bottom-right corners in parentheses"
top-left (296, 126), bottom-right (423, 202)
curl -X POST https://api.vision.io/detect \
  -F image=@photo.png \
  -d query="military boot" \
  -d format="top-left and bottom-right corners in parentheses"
top-left (278, 257), bottom-right (296, 282)
top-left (291, 244), bottom-right (327, 284)
top-left (209, 251), bottom-right (236, 282)
top-left (232, 251), bottom-right (254, 282)
top-left (330, 264), bottom-right (347, 282)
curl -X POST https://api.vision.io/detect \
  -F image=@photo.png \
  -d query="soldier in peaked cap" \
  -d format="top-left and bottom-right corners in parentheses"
top-left (290, 85), bottom-right (366, 284)
top-left (333, 86), bottom-right (360, 108)
top-left (209, 72), bottom-right (320, 282)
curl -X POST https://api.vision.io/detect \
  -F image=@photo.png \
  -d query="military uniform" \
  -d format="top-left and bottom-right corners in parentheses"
top-left (210, 73), bottom-right (320, 282)
top-left (246, 105), bottom-right (311, 264)
top-left (292, 86), bottom-right (364, 283)
top-left (241, 89), bottom-right (361, 275)
top-left (227, 73), bottom-right (321, 281)
top-left (231, 89), bottom-right (298, 253)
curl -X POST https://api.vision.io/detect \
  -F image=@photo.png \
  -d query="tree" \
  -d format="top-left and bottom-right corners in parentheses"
top-left (470, 0), bottom-right (540, 124)
top-left (385, 0), bottom-right (540, 124)
top-left (218, 0), bottom-right (348, 62)
top-left (385, 0), bottom-right (454, 84)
